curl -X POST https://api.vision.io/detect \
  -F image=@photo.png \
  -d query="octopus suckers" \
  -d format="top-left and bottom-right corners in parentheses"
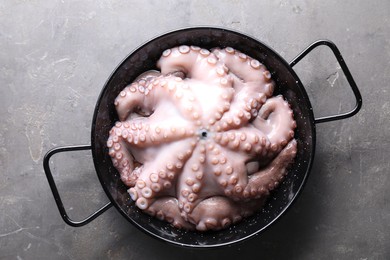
top-left (220, 157), bottom-right (227, 164)
top-left (166, 163), bottom-right (174, 170)
top-left (192, 164), bottom-right (199, 172)
top-left (207, 57), bottom-right (217, 65)
top-left (136, 180), bottom-right (146, 189)
top-left (142, 187), bottom-right (153, 198)
top-left (199, 156), bottom-right (206, 164)
top-left (136, 198), bottom-right (148, 210)
top-left (216, 67), bottom-right (225, 76)
top-left (163, 181), bottom-right (172, 189)
top-left (195, 172), bottom-right (204, 180)
top-left (151, 183), bottom-right (161, 192)
top-left (190, 45), bottom-right (201, 51)
top-left (192, 112), bottom-right (200, 119)
top-left (263, 71), bottom-right (272, 80)
top-left (211, 157), bottom-right (219, 165)
top-left (188, 193), bottom-right (197, 202)
top-left (179, 45), bottom-right (190, 54)
top-left (192, 183), bottom-right (201, 192)
top-left (162, 49), bottom-right (171, 57)
top-left (225, 47), bottom-right (235, 54)
top-left (250, 59), bottom-right (261, 69)
top-left (150, 173), bottom-right (159, 183)
top-left (185, 179), bottom-right (195, 186)
top-left (200, 49), bottom-right (210, 56)
top-left (128, 188), bottom-right (138, 200)
top-left (238, 53), bottom-right (247, 60)
top-left (225, 166), bottom-right (233, 174)
top-left (220, 78), bottom-right (228, 85)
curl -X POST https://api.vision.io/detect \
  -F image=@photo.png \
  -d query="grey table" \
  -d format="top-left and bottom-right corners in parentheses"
top-left (1, 1), bottom-right (389, 259)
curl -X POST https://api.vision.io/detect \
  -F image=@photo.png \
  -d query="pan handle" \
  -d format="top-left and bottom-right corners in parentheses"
top-left (43, 145), bottom-right (113, 227)
top-left (289, 40), bottom-right (362, 124)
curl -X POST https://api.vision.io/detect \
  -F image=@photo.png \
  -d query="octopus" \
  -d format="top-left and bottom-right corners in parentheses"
top-left (107, 45), bottom-right (298, 231)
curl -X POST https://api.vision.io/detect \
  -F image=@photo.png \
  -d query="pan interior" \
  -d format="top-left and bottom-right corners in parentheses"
top-left (91, 27), bottom-right (315, 247)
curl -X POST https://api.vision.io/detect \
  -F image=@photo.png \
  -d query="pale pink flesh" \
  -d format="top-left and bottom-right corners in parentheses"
top-left (107, 45), bottom-right (298, 231)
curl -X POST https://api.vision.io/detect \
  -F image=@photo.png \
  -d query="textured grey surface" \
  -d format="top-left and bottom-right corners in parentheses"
top-left (1, 0), bottom-right (389, 259)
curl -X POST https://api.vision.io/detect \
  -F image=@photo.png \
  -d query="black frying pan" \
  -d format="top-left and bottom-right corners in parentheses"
top-left (44, 27), bottom-right (362, 248)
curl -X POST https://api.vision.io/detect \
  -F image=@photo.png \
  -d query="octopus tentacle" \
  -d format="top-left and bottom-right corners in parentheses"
top-left (116, 74), bottom-right (203, 124)
top-left (213, 127), bottom-right (272, 159)
top-left (107, 122), bottom-right (137, 186)
top-left (210, 47), bottom-right (276, 131)
top-left (115, 81), bottom-right (157, 121)
top-left (146, 197), bottom-right (195, 230)
top-left (253, 95), bottom-right (296, 153)
top-left (243, 139), bottom-right (297, 197)
top-left (175, 142), bottom-right (210, 219)
top-left (204, 143), bottom-right (248, 197)
top-left (127, 139), bottom-right (196, 211)
top-left (212, 47), bottom-right (274, 92)
top-left (108, 120), bottom-right (196, 167)
top-left (125, 118), bottom-right (195, 149)
top-left (154, 76), bottom-right (205, 122)
top-left (212, 89), bottom-right (267, 131)
top-left (157, 45), bottom-right (229, 84)
top-left (116, 72), bottom-right (168, 120)
top-left (187, 196), bottom-right (263, 231)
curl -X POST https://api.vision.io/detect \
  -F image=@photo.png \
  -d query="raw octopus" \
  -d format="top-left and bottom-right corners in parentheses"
top-left (107, 45), bottom-right (297, 231)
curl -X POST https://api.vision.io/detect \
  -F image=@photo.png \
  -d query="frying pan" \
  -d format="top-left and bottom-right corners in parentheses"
top-left (43, 27), bottom-right (362, 248)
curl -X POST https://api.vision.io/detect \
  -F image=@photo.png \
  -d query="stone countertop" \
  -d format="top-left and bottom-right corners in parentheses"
top-left (1, 1), bottom-right (389, 259)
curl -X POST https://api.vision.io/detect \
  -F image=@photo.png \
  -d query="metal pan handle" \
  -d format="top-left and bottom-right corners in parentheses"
top-left (43, 145), bottom-right (112, 227)
top-left (289, 40), bottom-right (362, 124)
